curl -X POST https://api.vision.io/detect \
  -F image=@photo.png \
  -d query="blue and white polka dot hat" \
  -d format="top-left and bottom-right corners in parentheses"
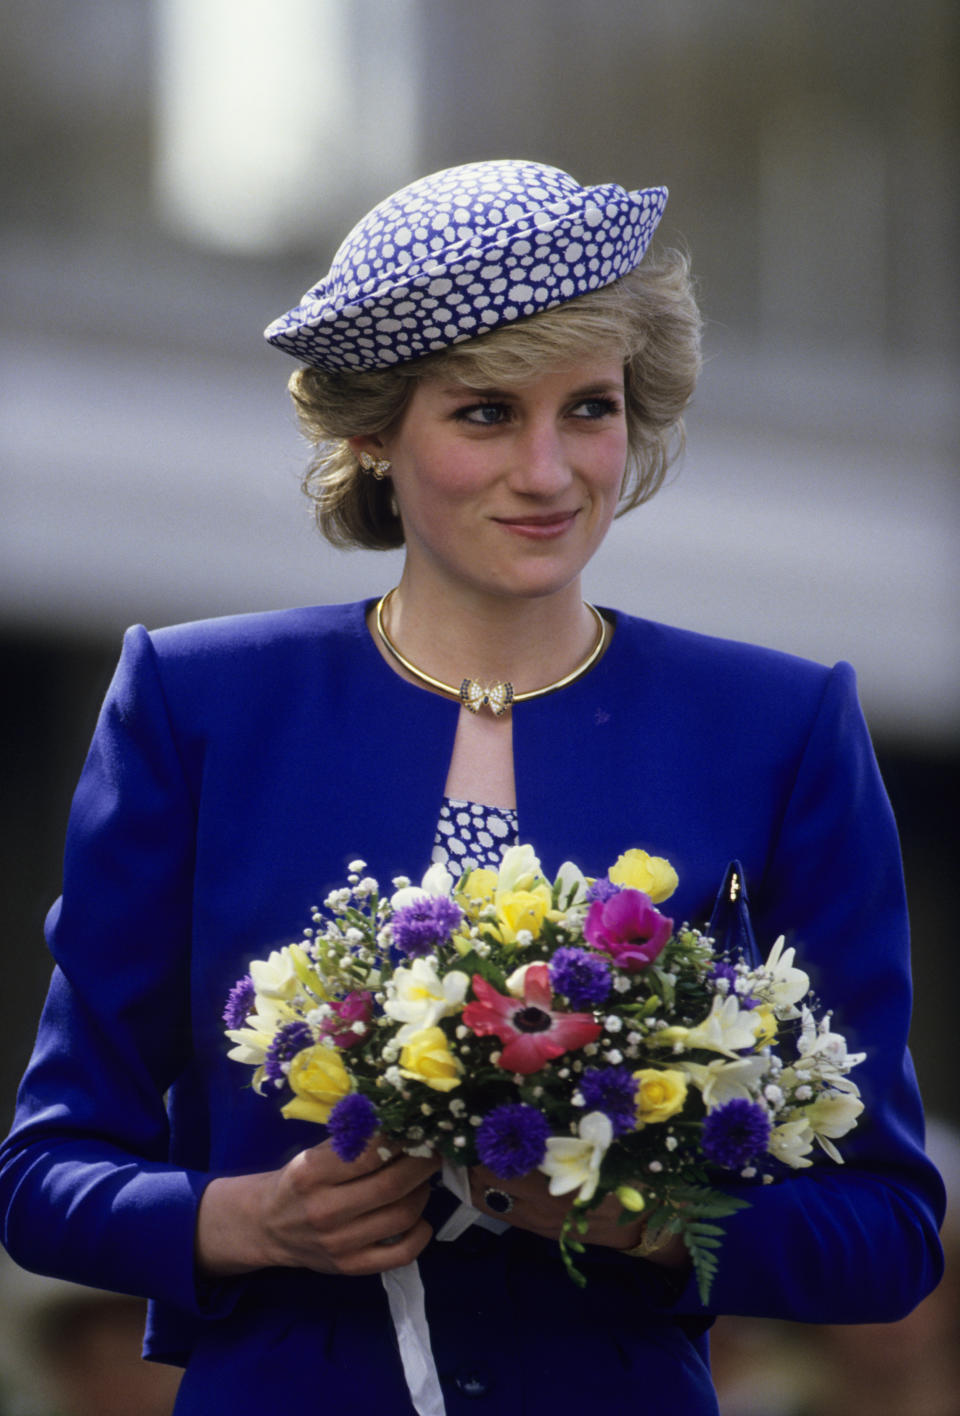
top-left (264, 159), bottom-right (667, 372)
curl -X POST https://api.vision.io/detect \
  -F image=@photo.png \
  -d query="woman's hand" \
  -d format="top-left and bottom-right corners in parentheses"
top-left (468, 1164), bottom-right (689, 1268)
top-left (196, 1137), bottom-right (440, 1278)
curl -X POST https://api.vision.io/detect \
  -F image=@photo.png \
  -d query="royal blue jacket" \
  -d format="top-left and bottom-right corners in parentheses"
top-left (0, 601), bottom-right (945, 1415)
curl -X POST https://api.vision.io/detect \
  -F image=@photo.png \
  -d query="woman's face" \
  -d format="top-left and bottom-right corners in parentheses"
top-left (373, 355), bottom-right (629, 606)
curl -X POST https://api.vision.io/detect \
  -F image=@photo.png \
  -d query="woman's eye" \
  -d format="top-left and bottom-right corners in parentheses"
top-left (456, 402), bottom-right (510, 426)
top-left (570, 397), bottom-right (621, 420)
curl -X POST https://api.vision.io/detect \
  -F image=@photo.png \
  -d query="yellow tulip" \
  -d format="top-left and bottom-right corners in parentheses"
top-left (608, 850), bottom-right (678, 904)
top-left (495, 885), bottom-right (552, 944)
top-left (633, 1067), bottom-right (688, 1125)
top-left (455, 868), bottom-right (499, 921)
top-left (398, 1026), bottom-right (463, 1092)
top-left (281, 1044), bottom-right (352, 1125)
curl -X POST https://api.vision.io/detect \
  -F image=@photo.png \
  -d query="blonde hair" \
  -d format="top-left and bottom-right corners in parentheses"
top-left (288, 250), bottom-right (702, 550)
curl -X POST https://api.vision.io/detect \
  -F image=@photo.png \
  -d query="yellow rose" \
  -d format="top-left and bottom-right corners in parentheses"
top-left (455, 867), bottom-right (499, 921)
top-left (608, 850), bottom-right (678, 903)
top-left (281, 1044), bottom-right (352, 1125)
top-left (495, 885), bottom-right (552, 944)
top-left (751, 1004), bottom-right (778, 1048)
top-left (398, 1026), bottom-right (463, 1092)
top-left (633, 1067), bottom-right (688, 1126)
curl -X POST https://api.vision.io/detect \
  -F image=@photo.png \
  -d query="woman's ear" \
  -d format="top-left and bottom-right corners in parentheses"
top-left (347, 434), bottom-right (387, 461)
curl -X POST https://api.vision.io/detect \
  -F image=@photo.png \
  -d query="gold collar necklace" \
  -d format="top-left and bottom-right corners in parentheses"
top-left (373, 588), bottom-right (607, 717)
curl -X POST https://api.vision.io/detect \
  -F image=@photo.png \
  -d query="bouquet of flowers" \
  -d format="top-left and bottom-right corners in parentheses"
top-left (223, 845), bottom-right (864, 1303)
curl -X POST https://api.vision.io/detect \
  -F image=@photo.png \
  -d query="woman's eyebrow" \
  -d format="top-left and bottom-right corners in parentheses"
top-left (565, 380), bottom-right (625, 399)
top-left (431, 379), bottom-right (624, 401)
top-left (431, 383), bottom-right (511, 399)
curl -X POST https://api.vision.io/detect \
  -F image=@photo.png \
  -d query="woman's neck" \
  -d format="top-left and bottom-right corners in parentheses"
top-left (373, 574), bottom-right (606, 698)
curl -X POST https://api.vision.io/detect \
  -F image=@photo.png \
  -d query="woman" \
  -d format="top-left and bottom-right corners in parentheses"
top-left (0, 160), bottom-right (944, 1414)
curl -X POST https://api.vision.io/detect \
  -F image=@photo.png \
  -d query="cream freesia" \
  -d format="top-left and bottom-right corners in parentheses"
top-left (496, 844), bottom-right (545, 896)
top-left (678, 1056), bottom-right (768, 1110)
top-left (761, 936), bottom-right (810, 1016)
top-left (249, 947), bottom-right (300, 1001)
top-left (383, 958), bottom-right (469, 1043)
top-left (554, 860), bottom-right (589, 908)
top-left (540, 1111), bottom-right (614, 1203)
top-left (802, 1090), bottom-right (864, 1162)
top-left (225, 992), bottom-right (295, 1088)
top-left (796, 1007), bottom-right (866, 1082)
top-left (768, 1118), bottom-right (815, 1169)
top-left (651, 995), bottom-right (761, 1058)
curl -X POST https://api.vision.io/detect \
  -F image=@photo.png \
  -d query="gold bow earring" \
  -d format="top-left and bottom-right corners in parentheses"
top-left (359, 451), bottom-right (392, 480)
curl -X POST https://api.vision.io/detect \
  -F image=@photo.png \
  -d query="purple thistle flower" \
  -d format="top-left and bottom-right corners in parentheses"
top-left (476, 1103), bottom-right (551, 1179)
top-left (263, 1020), bottom-right (315, 1089)
top-left (710, 961), bottom-right (738, 992)
top-left (702, 1099), bottom-right (772, 1169)
top-left (586, 877), bottom-right (621, 904)
top-left (710, 962), bottom-right (758, 1009)
top-left (222, 974), bottom-right (256, 1029)
top-left (327, 1093), bottom-right (379, 1162)
top-left (579, 1066), bottom-right (639, 1136)
top-left (549, 947), bottom-right (611, 1008)
top-left (392, 895), bottom-right (463, 957)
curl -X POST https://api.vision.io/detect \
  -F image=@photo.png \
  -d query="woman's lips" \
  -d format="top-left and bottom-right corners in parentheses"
top-left (493, 511), bottom-right (579, 539)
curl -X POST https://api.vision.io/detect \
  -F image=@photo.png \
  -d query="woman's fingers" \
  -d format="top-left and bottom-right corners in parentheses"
top-left (196, 1137), bottom-right (442, 1279)
top-left (287, 1138), bottom-right (433, 1206)
top-left (259, 1139), bottom-right (440, 1273)
top-left (299, 1177), bottom-right (435, 1259)
top-left (323, 1214), bottom-right (436, 1277)
top-left (469, 1164), bottom-right (644, 1248)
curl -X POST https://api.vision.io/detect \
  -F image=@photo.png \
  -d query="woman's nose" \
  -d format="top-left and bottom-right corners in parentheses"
top-left (507, 423), bottom-right (572, 495)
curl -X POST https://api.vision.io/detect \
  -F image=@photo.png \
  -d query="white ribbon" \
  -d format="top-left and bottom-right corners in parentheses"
top-left (381, 1262), bottom-right (446, 1416)
top-left (380, 1162), bottom-right (508, 1415)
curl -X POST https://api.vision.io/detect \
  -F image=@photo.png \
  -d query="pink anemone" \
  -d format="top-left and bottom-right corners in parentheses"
top-left (583, 889), bottom-right (672, 971)
top-left (462, 963), bottom-right (602, 1075)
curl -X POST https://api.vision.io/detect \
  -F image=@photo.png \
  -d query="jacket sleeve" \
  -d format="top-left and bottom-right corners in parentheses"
top-left (0, 626), bottom-right (217, 1313)
top-left (668, 660), bottom-right (945, 1321)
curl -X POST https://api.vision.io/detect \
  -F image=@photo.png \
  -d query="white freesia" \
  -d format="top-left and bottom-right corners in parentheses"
top-left (682, 995), bottom-right (763, 1057)
top-left (759, 936), bottom-right (810, 1016)
top-left (768, 1118), bottom-right (815, 1169)
top-left (390, 862), bottom-right (455, 911)
top-left (540, 1111), bottom-right (613, 1203)
top-left (249, 948), bottom-right (300, 1001)
top-left (802, 1091), bottom-right (864, 1162)
top-left (554, 860), bottom-right (589, 907)
top-left (225, 993), bottom-right (294, 1086)
top-left (224, 1019), bottom-right (275, 1067)
top-left (496, 844), bottom-right (544, 897)
top-left (679, 1056), bottom-right (768, 1110)
top-left (383, 958), bottom-right (469, 1042)
top-left (796, 1007), bottom-right (865, 1081)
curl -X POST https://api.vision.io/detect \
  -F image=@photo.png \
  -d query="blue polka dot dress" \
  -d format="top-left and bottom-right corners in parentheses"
top-left (431, 796), bottom-right (518, 872)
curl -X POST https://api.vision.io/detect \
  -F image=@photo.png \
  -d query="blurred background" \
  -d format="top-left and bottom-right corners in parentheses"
top-left (1, 1), bottom-right (956, 1411)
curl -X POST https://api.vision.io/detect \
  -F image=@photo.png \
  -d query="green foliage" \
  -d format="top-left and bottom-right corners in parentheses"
top-left (641, 1183), bottom-right (751, 1306)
